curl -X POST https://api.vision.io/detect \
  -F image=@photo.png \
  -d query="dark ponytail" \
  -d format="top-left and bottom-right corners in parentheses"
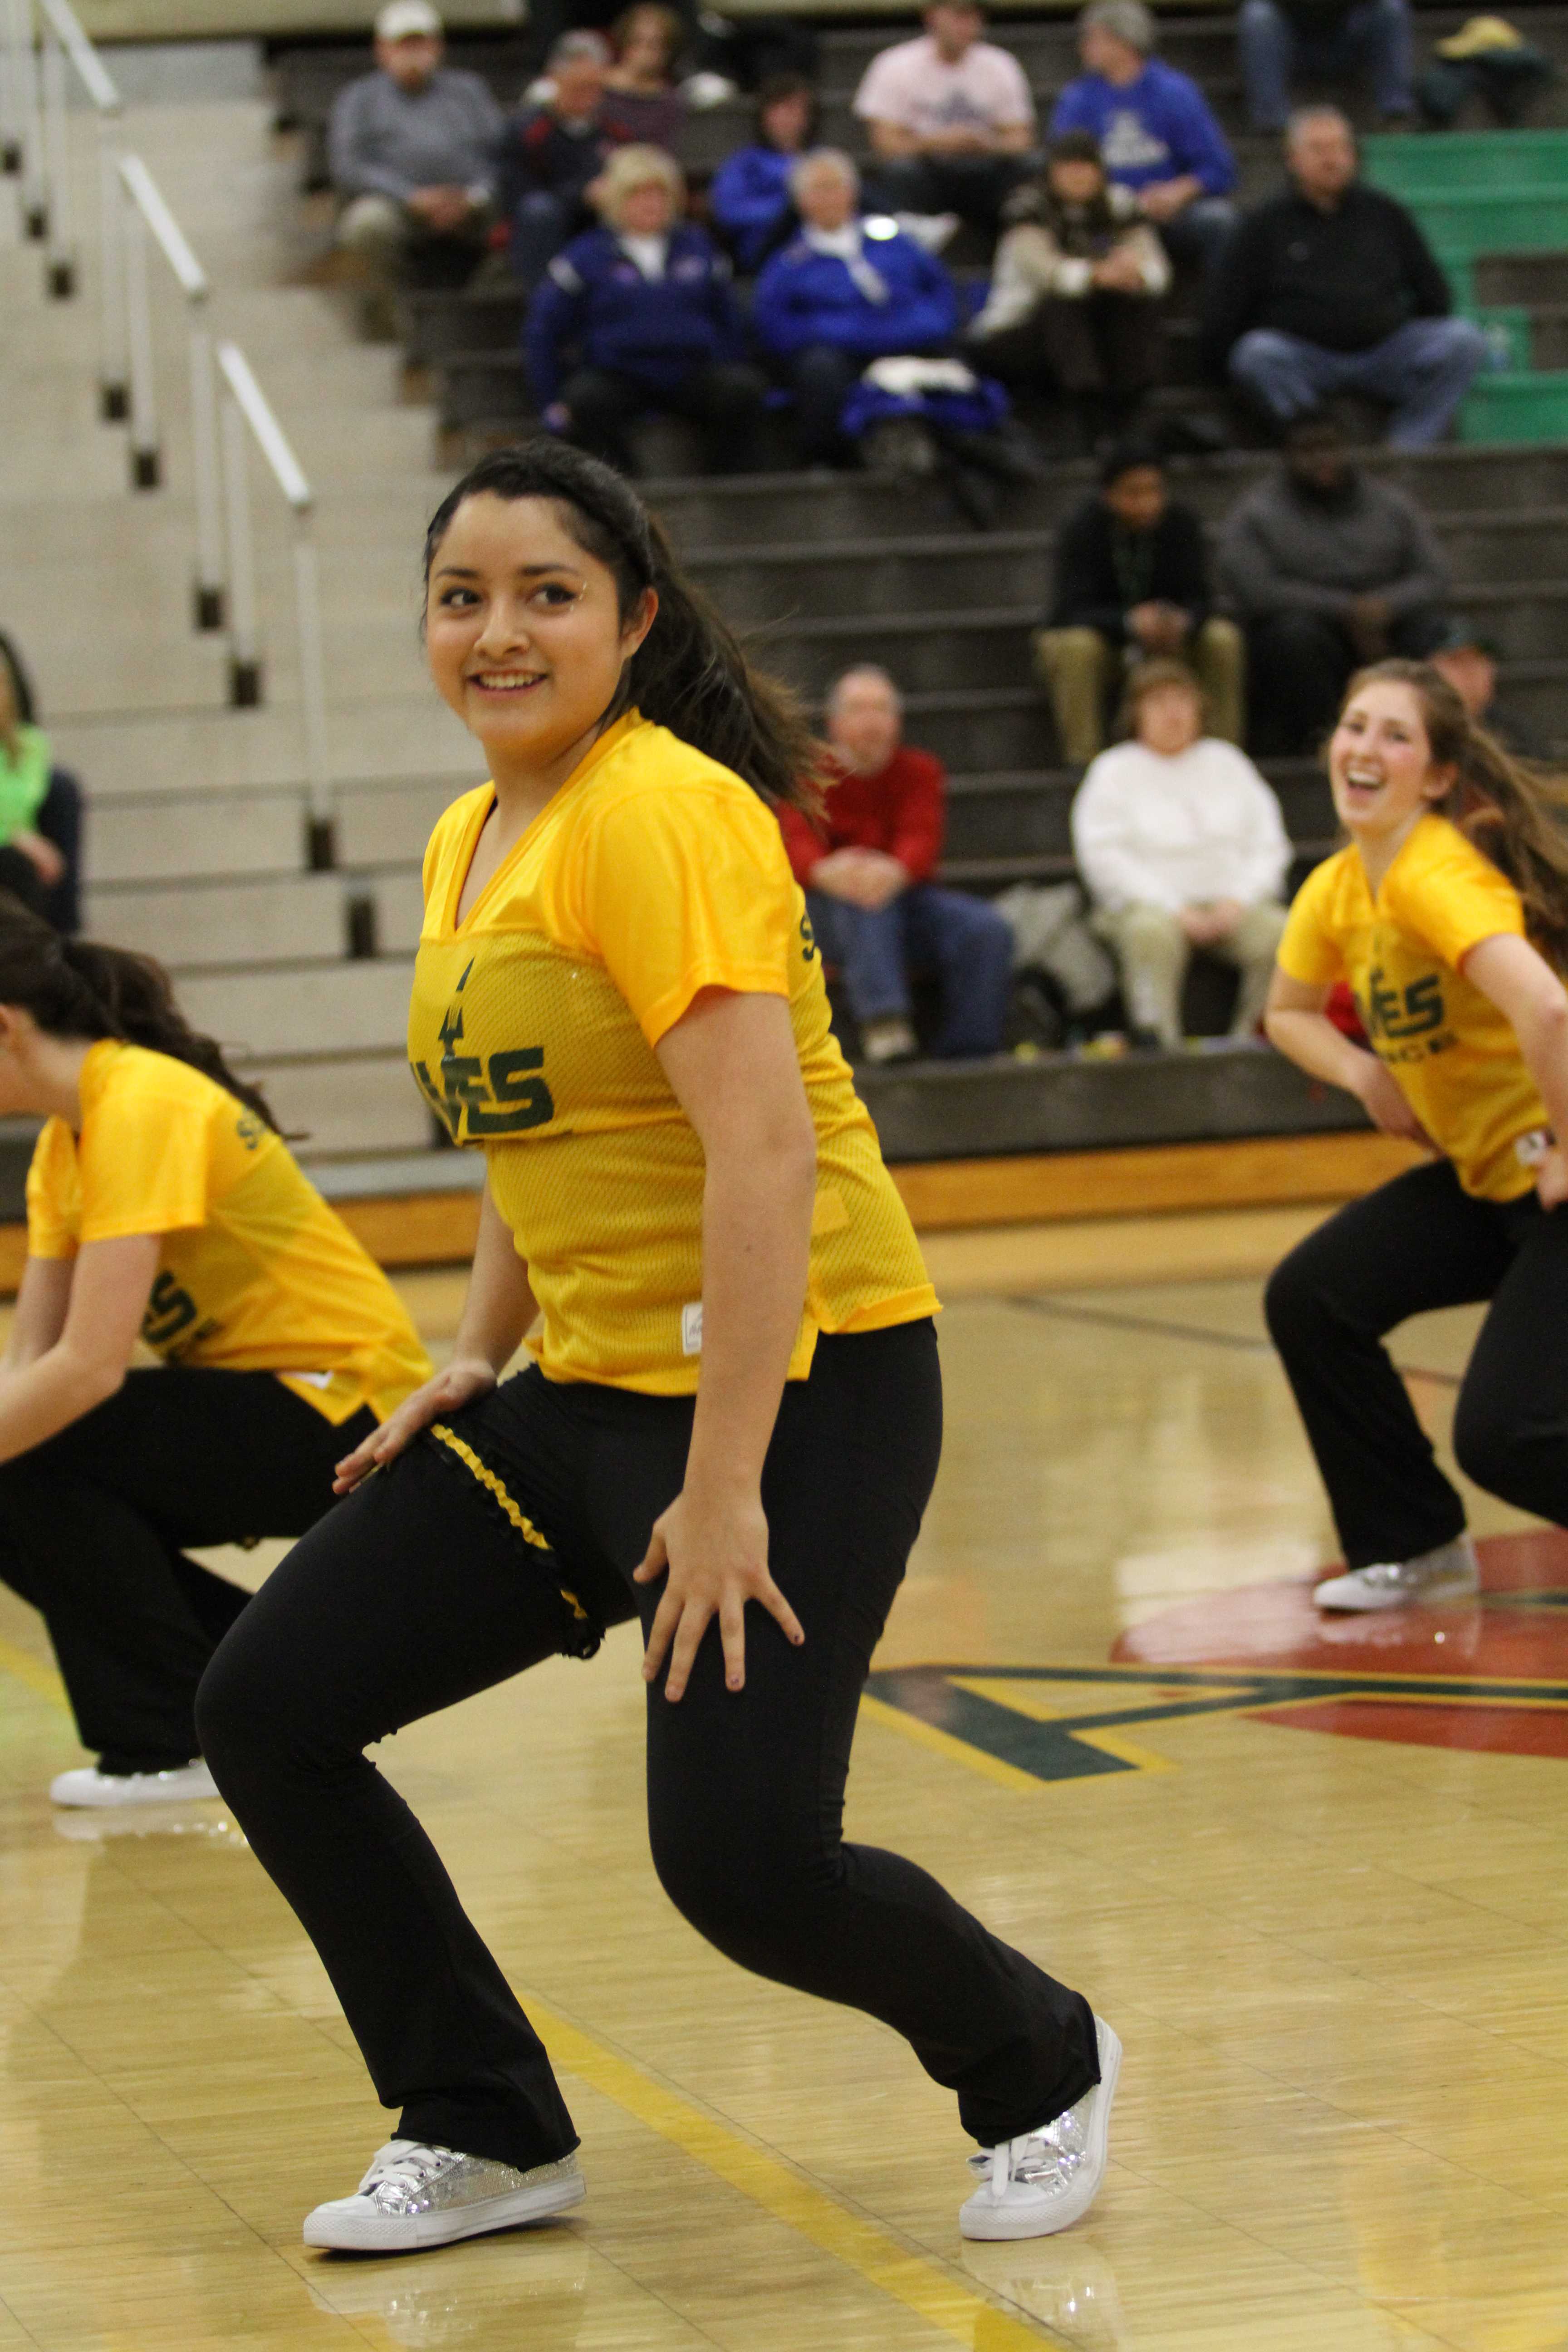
top-left (422, 440), bottom-right (826, 813)
top-left (1345, 660), bottom-right (1568, 972)
top-left (0, 894), bottom-right (282, 1132)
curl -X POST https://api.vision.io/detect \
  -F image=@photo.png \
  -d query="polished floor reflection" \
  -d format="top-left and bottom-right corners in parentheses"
top-left (0, 1215), bottom-right (1563, 2350)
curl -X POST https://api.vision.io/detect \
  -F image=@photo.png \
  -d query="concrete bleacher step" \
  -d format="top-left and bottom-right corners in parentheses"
top-left (245, 1052), bottom-right (435, 1159)
top-left (84, 872), bottom-right (354, 968)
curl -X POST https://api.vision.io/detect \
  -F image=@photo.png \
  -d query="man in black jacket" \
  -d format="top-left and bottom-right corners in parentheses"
top-left (1203, 107), bottom-right (1489, 447)
top-left (1034, 441), bottom-right (1243, 762)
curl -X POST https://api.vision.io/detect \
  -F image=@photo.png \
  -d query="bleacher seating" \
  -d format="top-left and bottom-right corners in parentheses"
top-left (11, 13), bottom-right (1568, 1193)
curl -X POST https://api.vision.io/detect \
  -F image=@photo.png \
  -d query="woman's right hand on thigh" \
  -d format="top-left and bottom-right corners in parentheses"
top-left (333, 1359), bottom-right (498, 1494)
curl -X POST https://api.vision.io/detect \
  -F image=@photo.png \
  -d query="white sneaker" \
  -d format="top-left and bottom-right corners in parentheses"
top-left (303, 2139), bottom-right (584, 2253)
top-left (1314, 1535), bottom-right (1480, 1613)
top-left (49, 1759), bottom-right (218, 1808)
top-left (960, 2016), bottom-right (1121, 2241)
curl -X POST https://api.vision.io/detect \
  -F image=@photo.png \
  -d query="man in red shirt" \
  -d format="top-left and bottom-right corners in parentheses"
top-left (779, 666), bottom-right (1014, 1061)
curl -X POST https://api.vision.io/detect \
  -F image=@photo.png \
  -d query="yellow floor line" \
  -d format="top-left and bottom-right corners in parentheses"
top-left (0, 1633), bottom-right (67, 1709)
top-left (858, 1693), bottom-right (1044, 1794)
top-left (528, 1995), bottom-right (1061, 2352)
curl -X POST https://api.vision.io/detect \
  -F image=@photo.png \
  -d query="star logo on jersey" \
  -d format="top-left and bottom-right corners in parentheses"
top-left (865, 1532), bottom-right (1568, 1780)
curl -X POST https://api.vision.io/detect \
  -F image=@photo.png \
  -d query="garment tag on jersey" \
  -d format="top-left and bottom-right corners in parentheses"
top-left (681, 1302), bottom-right (704, 1356)
top-left (1515, 1128), bottom-right (1554, 1167)
top-left (279, 1369), bottom-right (334, 1389)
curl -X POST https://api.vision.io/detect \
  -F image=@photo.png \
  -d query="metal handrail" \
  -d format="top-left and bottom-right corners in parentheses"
top-left (216, 341), bottom-right (331, 835)
top-left (10, 0), bottom-right (335, 853)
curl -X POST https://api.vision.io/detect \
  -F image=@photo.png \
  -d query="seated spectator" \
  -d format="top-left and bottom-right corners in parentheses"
top-left (709, 73), bottom-right (818, 272)
top-left (1052, 0), bottom-right (1237, 274)
top-left (1034, 441), bottom-right (1243, 763)
top-left (968, 131), bottom-right (1168, 449)
top-left (328, 0), bottom-right (503, 333)
top-left (603, 4), bottom-right (686, 150)
top-left (496, 33), bottom-right (637, 292)
top-left (527, 144), bottom-right (764, 474)
top-left (0, 633), bottom-right (81, 933)
top-left (752, 150), bottom-right (958, 464)
top-left (1204, 107), bottom-right (1489, 449)
top-left (854, 1), bottom-right (1035, 243)
top-left (1430, 617), bottom-right (1541, 757)
top-left (1072, 658), bottom-right (1289, 1049)
top-left (1218, 416), bottom-right (1450, 754)
top-left (1239, 0), bottom-right (1415, 132)
top-left (779, 666), bottom-right (1014, 1062)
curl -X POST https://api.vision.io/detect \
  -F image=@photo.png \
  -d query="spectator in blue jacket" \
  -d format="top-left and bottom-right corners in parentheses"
top-left (1052, 0), bottom-right (1236, 274)
top-left (526, 144), bottom-right (765, 474)
top-left (495, 32), bottom-right (638, 293)
top-left (709, 74), bottom-right (818, 273)
top-left (752, 149), bottom-right (958, 463)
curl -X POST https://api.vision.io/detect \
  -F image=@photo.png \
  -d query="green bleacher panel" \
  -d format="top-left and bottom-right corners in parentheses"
top-left (1460, 369), bottom-right (1568, 442)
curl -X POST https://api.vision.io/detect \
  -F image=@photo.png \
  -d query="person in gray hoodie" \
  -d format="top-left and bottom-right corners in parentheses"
top-left (1217, 416), bottom-right (1448, 753)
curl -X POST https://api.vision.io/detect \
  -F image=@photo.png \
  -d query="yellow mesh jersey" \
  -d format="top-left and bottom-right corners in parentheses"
top-left (408, 710), bottom-right (938, 1394)
top-left (26, 1041), bottom-right (432, 1422)
top-left (1279, 813), bottom-right (1547, 1201)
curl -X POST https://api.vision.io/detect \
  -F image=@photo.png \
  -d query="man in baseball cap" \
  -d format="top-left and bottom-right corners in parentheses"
top-left (329, 0), bottom-right (504, 332)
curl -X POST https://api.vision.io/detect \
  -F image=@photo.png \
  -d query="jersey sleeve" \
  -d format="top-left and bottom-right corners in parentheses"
top-left (574, 779), bottom-right (795, 1047)
top-left (75, 1066), bottom-right (213, 1242)
top-left (1386, 834), bottom-right (1526, 969)
top-left (1276, 857), bottom-right (1346, 986)
top-left (24, 1120), bottom-right (80, 1260)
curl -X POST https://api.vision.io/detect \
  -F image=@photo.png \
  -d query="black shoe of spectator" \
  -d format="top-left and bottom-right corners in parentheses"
top-left (1156, 411), bottom-right (1230, 459)
top-left (861, 416), bottom-right (941, 481)
top-left (1126, 1024), bottom-right (1167, 1055)
top-left (942, 424), bottom-right (1048, 485)
top-left (1004, 974), bottom-right (1066, 1054)
top-left (941, 459), bottom-right (1002, 531)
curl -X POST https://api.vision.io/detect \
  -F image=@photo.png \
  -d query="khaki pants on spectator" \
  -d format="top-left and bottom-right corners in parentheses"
top-left (336, 194), bottom-right (410, 287)
top-left (1034, 618), bottom-right (1246, 764)
top-left (1093, 898), bottom-right (1286, 1048)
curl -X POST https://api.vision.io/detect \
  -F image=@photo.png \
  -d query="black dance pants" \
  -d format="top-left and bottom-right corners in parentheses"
top-left (1265, 1159), bottom-right (1568, 1568)
top-left (197, 1323), bottom-right (1099, 2170)
top-left (0, 1367), bottom-right (375, 1773)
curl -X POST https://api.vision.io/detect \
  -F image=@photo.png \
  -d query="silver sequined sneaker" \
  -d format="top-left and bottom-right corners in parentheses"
top-left (303, 2139), bottom-right (584, 2252)
top-left (1314, 1535), bottom-right (1480, 1613)
top-left (960, 2017), bottom-right (1121, 2242)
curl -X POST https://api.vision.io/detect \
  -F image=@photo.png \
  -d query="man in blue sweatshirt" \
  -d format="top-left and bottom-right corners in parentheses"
top-left (1050, 0), bottom-right (1236, 273)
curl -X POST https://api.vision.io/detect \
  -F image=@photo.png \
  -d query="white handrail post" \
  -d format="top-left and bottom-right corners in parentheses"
top-left (292, 514), bottom-right (334, 866)
top-left (40, 15), bottom-right (73, 295)
top-left (96, 113), bottom-right (126, 416)
top-left (0, 0), bottom-right (20, 174)
top-left (122, 184), bottom-right (159, 487)
top-left (187, 300), bottom-right (226, 630)
top-left (14, 0), bottom-right (45, 238)
top-left (220, 387), bottom-right (262, 706)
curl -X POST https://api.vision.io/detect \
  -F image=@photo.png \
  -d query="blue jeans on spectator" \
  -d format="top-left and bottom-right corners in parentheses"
top-left (1157, 196), bottom-right (1237, 276)
top-left (1229, 316), bottom-right (1490, 447)
top-left (807, 884), bottom-right (1014, 1058)
top-left (1239, 0), bottom-right (1415, 127)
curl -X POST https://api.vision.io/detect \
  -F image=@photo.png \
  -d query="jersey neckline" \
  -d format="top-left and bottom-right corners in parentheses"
top-left (446, 709), bottom-right (644, 937)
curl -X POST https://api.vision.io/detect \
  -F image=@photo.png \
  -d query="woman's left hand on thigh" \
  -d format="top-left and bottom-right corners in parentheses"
top-left (635, 1483), bottom-right (804, 1702)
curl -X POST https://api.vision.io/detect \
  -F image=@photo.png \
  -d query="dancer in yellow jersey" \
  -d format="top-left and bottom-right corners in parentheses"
top-left (1265, 659), bottom-right (1568, 1611)
top-left (198, 441), bottom-right (1118, 2255)
top-left (0, 900), bottom-right (430, 1806)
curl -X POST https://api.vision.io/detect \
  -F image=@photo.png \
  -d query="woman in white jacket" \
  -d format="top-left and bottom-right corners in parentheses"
top-left (968, 130), bottom-right (1170, 447)
top-left (1072, 657), bottom-right (1290, 1048)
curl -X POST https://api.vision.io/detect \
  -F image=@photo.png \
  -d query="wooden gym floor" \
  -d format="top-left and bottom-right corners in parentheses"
top-left (0, 1205), bottom-right (1563, 2351)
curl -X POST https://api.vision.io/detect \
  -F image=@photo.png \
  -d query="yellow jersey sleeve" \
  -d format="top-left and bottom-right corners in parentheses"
top-left (25, 1119), bottom-right (81, 1259)
top-left (76, 1055), bottom-right (213, 1242)
top-left (1277, 854), bottom-right (1347, 987)
top-left (571, 777), bottom-right (794, 1048)
top-left (1383, 827), bottom-right (1525, 970)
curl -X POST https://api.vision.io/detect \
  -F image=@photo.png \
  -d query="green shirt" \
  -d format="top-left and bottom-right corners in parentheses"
top-left (0, 725), bottom-right (50, 844)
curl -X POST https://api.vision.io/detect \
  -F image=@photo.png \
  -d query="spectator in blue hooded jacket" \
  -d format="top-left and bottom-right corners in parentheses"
top-left (709, 74), bottom-right (818, 273)
top-left (1051, 0), bottom-right (1236, 273)
top-left (752, 149), bottom-right (959, 463)
top-left (526, 144), bottom-right (765, 474)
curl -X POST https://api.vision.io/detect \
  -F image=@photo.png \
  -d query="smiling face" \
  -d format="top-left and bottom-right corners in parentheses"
top-left (1328, 677), bottom-right (1453, 856)
top-left (425, 493), bottom-right (655, 782)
